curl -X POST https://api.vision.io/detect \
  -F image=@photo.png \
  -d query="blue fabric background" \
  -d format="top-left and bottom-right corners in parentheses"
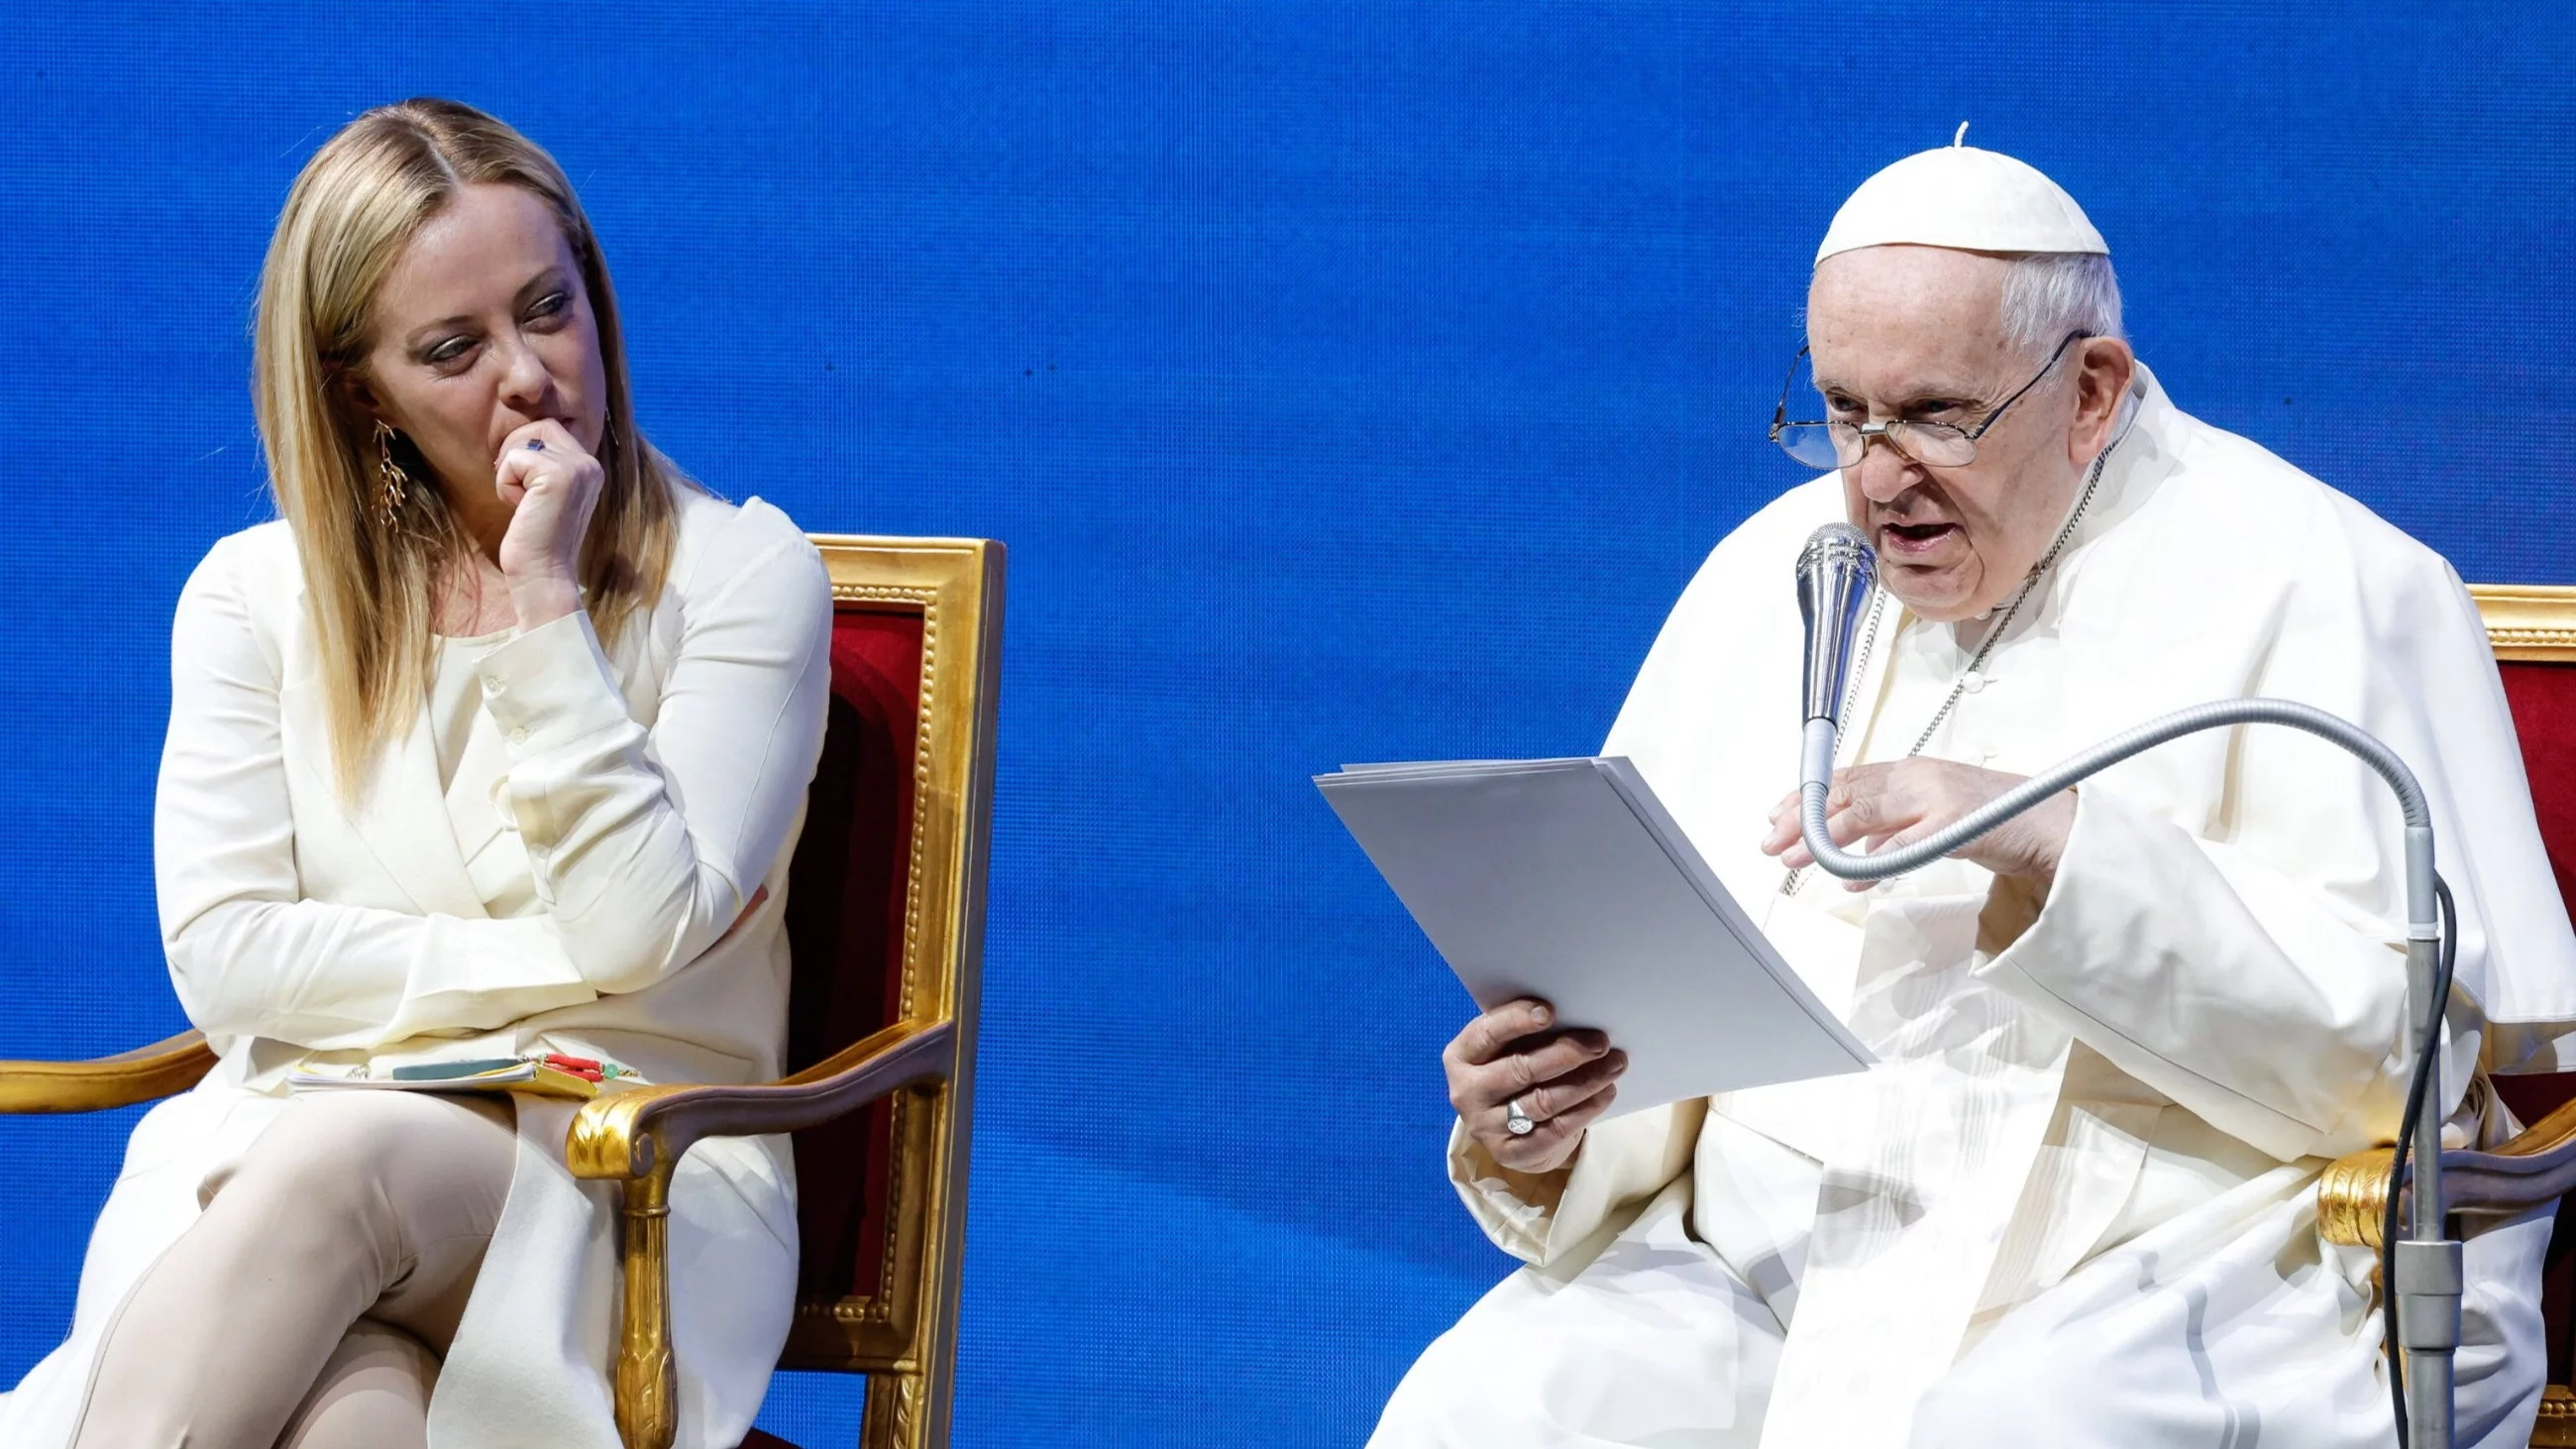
top-left (0, 4), bottom-right (2567, 1445)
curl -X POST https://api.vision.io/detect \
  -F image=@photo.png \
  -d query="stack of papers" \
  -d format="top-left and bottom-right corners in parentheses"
top-left (1317, 756), bottom-right (1872, 1117)
top-left (288, 1059), bottom-right (616, 1100)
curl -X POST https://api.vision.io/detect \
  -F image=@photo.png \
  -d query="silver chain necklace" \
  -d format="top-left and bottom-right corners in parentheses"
top-left (1777, 448), bottom-right (2111, 897)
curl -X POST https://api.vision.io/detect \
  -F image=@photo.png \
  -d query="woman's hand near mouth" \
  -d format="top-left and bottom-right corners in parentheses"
top-left (492, 416), bottom-right (605, 629)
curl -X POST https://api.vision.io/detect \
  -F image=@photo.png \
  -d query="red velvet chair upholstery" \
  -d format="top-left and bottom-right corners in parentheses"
top-left (0, 533), bottom-right (1007, 1449)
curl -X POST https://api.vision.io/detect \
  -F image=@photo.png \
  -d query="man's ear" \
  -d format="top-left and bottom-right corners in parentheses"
top-left (2070, 338), bottom-right (2136, 463)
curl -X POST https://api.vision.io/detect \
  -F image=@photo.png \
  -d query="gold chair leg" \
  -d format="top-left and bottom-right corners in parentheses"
top-left (862, 1370), bottom-right (925, 1449)
top-left (614, 1165), bottom-right (679, 1449)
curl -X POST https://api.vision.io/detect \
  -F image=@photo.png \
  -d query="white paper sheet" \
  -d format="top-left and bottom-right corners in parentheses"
top-left (1319, 756), bottom-right (1873, 1116)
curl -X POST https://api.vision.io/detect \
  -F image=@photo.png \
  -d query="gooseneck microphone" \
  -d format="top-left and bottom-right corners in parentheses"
top-left (1795, 522), bottom-right (1878, 791)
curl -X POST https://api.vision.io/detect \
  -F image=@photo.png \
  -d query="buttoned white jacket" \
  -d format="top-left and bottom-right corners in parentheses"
top-left (0, 487), bottom-right (832, 1449)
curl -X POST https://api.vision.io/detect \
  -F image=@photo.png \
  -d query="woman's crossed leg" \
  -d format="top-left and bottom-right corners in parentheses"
top-left (69, 1089), bottom-right (515, 1449)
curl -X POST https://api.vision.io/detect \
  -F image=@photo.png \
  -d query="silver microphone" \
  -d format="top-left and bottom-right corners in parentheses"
top-left (1796, 522), bottom-right (1878, 730)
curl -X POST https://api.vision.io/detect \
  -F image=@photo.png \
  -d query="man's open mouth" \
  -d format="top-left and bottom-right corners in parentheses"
top-left (1880, 521), bottom-right (1959, 553)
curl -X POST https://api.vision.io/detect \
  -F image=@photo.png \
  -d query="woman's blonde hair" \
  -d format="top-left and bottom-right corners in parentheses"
top-left (253, 97), bottom-right (692, 797)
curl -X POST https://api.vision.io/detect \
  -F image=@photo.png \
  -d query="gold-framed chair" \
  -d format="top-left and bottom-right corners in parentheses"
top-left (2316, 584), bottom-right (2576, 1446)
top-left (0, 533), bottom-right (1006, 1449)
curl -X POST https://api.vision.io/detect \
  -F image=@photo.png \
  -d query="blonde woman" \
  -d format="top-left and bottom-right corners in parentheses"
top-left (0, 99), bottom-right (828, 1448)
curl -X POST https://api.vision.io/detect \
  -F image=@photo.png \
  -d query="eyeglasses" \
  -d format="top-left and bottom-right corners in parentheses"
top-left (1769, 331), bottom-right (2089, 471)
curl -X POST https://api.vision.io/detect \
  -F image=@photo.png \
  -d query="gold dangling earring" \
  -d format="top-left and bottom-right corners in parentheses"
top-left (373, 420), bottom-right (409, 528)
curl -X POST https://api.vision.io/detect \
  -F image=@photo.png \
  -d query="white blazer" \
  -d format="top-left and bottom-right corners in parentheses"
top-left (0, 488), bottom-right (833, 1449)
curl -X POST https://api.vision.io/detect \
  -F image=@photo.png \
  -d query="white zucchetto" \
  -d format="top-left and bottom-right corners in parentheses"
top-left (1816, 134), bottom-right (2108, 263)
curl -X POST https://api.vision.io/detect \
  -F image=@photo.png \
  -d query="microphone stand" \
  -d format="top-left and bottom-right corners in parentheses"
top-left (1796, 698), bottom-right (2460, 1447)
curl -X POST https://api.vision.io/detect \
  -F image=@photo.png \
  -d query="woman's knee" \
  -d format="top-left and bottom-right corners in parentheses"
top-left (273, 1320), bottom-right (435, 1449)
top-left (205, 1093), bottom-right (513, 1254)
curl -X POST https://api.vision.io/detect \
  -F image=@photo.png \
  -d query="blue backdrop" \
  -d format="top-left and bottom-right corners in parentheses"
top-left (0, 4), bottom-right (2568, 1445)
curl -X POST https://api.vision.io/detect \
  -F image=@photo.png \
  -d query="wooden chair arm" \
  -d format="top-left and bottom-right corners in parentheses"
top-left (565, 1017), bottom-right (956, 1183)
top-left (561, 1017), bottom-right (958, 1449)
top-left (2316, 1091), bottom-right (2576, 1249)
top-left (0, 1030), bottom-right (216, 1114)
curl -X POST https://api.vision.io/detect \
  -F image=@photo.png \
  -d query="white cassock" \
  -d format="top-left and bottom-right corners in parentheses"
top-left (1373, 365), bottom-right (2576, 1449)
top-left (0, 489), bottom-right (830, 1449)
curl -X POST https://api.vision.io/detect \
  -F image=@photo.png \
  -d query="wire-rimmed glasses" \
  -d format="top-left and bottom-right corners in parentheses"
top-left (1769, 331), bottom-right (2089, 471)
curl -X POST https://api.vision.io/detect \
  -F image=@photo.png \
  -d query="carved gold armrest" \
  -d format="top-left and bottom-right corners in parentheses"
top-left (0, 1030), bottom-right (216, 1114)
top-left (2317, 1091), bottom-right (2576, 1249)
top-left (565, 1018), bottom-right (958, 1449)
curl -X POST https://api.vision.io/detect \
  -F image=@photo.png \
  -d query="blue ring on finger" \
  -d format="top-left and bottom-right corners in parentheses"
top-left (526, 439), bottom-right (546, 451)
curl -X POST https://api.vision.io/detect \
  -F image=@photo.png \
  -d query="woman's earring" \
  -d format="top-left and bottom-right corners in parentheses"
top-left (373, 420), bottom-right (408, 527)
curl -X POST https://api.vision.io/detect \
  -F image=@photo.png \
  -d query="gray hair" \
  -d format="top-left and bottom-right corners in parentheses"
top-left (1998, 252), bottom-right (2124, 354)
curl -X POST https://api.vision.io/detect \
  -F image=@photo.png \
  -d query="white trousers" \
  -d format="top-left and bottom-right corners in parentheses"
top-left (64, 1091), bottom-right (516, 1449)
top-left (1372, 1173), bottom-right (2552, 1449)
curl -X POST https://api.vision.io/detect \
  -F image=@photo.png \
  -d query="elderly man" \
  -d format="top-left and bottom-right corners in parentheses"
top-left (1370, 142), bottom-right (2576, 1448)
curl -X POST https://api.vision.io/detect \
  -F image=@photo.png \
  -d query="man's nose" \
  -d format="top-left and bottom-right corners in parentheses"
top-left (1847, 432), bottom-right (1921, 503)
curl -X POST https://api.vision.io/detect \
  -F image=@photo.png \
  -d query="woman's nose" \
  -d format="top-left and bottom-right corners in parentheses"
top-left (492, 336), bottom-right (554, 410)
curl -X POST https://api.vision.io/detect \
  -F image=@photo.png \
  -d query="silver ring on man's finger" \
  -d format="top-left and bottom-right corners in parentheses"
top-left (1504, 1098), bottom-right (1536, 1136)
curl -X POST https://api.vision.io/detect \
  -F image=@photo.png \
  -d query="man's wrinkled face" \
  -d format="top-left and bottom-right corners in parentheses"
top-left (1806, 246), bottom-right (2086, 623)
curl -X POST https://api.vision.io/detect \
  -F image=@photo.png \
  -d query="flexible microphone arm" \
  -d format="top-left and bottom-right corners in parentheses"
top-left (1797, 698), bottom-right (2428, 878)
top-left (1796, 694), bottom-right (2459, 1446)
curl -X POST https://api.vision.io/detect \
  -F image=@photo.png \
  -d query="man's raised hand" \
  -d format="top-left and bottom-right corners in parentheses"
top-left (1761, 758), bottom-right (2076, 891)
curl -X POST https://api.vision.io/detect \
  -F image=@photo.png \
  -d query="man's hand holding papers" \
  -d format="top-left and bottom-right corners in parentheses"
top-left (1442, 998), bottom-right (1628, 1172)
top-left (1316, 756), bottom-right (1873, 1120)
